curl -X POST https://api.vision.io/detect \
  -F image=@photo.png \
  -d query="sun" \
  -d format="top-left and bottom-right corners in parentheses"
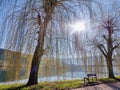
top-left (69, 21), bottom-right (86, 34)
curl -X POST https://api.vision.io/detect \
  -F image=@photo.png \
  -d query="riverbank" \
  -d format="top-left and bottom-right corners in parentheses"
top-left (0, 78), bottom-right (119, 90)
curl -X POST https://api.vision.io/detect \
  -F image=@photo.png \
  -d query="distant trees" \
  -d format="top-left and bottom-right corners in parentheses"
top-left (92, 1), bottom-right (120, 78)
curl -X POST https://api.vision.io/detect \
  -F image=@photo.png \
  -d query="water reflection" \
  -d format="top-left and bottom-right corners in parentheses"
top-left (0, 64), bottom-right (120, 84)
top-left (0, 67), bottom-right (6, 82)
top-left (0, 48), bottom-right (120, 84)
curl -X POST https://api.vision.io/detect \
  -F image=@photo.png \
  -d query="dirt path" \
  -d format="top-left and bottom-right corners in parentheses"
top-left (71, 82), bottom-right (120, 90)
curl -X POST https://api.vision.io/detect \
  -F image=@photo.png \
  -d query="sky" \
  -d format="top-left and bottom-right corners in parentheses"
top-left (0, 0), bottom-right (25, 49)
top-left (0, 0), bottom-right (120, 56)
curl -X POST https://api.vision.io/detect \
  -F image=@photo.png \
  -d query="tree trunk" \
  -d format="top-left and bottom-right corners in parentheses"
top-left (26, 25), bottom-right (45, 86)
top-left (106, 57), bottom-right (115, 78)
top-left (106, 27), bottom-right (115, 78)
top-left (26, 42), bottom-right (44, 86)
top-left (26, 4), bottom-right (53, 85)
top-left (26, 15), bottom-right (50, 86)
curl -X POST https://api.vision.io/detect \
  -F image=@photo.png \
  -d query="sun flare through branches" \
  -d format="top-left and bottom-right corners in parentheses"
top-left (68, 21), bottom-right (86, 34)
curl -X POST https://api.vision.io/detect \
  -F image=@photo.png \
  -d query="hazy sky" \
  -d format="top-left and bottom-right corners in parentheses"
top-left (0, 0), bottom-right (120, 53)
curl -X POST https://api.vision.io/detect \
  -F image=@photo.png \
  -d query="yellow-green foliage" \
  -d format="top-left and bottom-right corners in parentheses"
top-left (3, 49), bottom-right (33, 81)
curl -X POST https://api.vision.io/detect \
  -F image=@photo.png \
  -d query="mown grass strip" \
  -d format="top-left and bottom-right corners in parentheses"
top-left (0, 78), bottom-right (119, 90)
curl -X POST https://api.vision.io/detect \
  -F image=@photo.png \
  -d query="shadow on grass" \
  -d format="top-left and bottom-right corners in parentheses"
top-left (7, 85), bottom-right (27, 90)
top-left (114, 77), bottom-right (120, 82)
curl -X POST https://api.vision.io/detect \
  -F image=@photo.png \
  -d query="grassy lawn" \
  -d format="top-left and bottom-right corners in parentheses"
top-left (0, 79), bottom-right (83, 90)
top-left (0, 78), bottom-right (119, 90)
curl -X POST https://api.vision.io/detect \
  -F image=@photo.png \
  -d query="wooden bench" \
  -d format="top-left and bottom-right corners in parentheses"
top-left (84, 74), bottom-right (98, 86)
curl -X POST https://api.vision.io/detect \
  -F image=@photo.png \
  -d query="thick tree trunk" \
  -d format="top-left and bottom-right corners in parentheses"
top-left (26, 25), bottom-right (45, 86)
top-left (26, 17), bottom-right (49, 86)
top-left (106, 57), bottom-right (115, 78)
top-left (26, 4), bottom-right (53, 85)
top-left (26, 42), bottom-right (44, 86)
top-left (106, 27), bottom-right (115, 78)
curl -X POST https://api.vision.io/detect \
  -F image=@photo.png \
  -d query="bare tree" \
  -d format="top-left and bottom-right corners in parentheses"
top-left (92, 0), bottom-right (120, 78)
top-left (1, 0), bottom-right (93, 86)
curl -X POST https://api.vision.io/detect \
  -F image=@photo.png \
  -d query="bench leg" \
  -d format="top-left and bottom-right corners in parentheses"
top-left (84, 77), bottom-right (89, 86)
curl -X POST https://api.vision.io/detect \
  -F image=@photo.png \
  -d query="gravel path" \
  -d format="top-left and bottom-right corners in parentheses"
top-left (71, 82), bottom-right (120, 90)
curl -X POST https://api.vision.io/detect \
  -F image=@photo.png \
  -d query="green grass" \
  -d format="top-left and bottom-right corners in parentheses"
top-left (99, 77), bottom-right (119, 83)
top-left (0, 79), bottom-right (83, 90)
top-left (0, 78), bottom-right (119, 90)
top-left (0, 84), bottom-right (22, 90)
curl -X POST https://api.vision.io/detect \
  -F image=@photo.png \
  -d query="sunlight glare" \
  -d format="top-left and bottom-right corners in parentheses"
top-left (69, 21), bottom-right (86, 34)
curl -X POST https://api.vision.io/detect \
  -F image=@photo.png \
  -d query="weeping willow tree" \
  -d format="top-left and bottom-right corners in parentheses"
top-left (91, 0), bottom-right (120, 78)
top-left (0, 0), bottom-right (95, 86)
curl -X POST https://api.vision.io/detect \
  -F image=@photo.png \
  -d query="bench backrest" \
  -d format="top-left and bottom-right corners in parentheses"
top-left (87, 74), bottom-right (97, 77)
